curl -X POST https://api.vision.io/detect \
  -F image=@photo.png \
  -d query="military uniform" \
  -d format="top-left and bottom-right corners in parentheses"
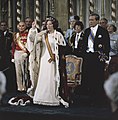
top-left (12, 31), bottom-right (29, 91)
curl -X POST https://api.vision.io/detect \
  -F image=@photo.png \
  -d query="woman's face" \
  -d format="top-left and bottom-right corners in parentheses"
top-left (107, 25), bottom-right (114, 33)
top-left (74, 25), bottom-right (82, 33)
top-left (46, 20), bottom-right (54, 32)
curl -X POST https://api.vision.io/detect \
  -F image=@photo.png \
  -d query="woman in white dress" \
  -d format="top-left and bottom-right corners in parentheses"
top-left (33, 17), bottom-right (69, 107)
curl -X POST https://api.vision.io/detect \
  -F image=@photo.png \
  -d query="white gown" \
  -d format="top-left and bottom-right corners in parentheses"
top-left (33, 33), bottom-right (60, 106)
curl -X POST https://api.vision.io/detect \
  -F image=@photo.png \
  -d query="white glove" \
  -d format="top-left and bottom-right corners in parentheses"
top-left (11, 59), bottom-right (15, 63)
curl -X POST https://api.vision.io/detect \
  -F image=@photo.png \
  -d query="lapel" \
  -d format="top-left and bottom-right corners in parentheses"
top-left (85, 28), bottom-right (91, 46)
top-left (87, 28), bottom-right (91, 37)
top-left (70, 32), bottom-right (76, 45)
top-left (94, 26), bottom-right (100, 40)
top-left (4, 30), bottom-right (10, 39)
top-left (5, 31), bottom-right (8, 37)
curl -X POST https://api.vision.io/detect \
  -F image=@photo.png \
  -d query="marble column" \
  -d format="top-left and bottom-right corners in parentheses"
top-left (16, 0), bottom-right (21, 24)
top-left (89, 0), bottom-right (94, 14)
top-left (35, 0), bottom-right (41, 29)
top-left (54, 0), bottom-right (69, 31)
top-left (111, 0), bottom-right (116, 23)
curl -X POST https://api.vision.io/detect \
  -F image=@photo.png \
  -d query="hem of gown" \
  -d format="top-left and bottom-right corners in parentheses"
top-left (33, 101), bottom-right (60, 106)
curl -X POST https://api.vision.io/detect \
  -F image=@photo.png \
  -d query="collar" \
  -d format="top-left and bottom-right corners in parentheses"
top-left (91, 24), bottom-right (98, 31)
top-left (90, 24), bottom-right (99, 36)
top-left (76, 31), bottom-right (83, 36)
top-left (4, 30), bottom-right (7, 36)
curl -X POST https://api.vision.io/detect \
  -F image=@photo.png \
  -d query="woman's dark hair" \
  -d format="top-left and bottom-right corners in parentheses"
top-left (111, 24), bottom-right (117, 32)
top-left (74, 21), bottom-right (84, 30)
top-left (46, 16), bottom-right (58, 29)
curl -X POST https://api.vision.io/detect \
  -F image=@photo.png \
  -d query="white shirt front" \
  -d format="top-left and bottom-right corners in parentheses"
top-left (75, 32), bottom-right (82, 48)
top-left (4, 31), bottom-right (7, 36)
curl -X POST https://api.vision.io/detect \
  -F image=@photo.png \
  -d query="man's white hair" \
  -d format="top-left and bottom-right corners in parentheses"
top-left (0, 71), bottom-right (6, 100)
top-left (104, 72), bottom-right (118, 104)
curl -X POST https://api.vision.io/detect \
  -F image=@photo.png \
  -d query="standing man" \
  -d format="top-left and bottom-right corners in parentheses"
top-left (12, 22), bottom-right (29, 92)
top-left (82, 13), bottom-right (110, 106)
top-left (25, 17), bottom-right (33, 31)
top-left (0, 21), bottom-right (16, 92)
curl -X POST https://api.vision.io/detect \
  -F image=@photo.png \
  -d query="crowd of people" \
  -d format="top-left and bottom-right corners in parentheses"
top-left (0, 13), bottom-right (118, 116)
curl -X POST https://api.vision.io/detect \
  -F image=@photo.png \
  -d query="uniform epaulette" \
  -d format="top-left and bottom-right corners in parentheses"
top-left (25, 29), bottom-right (29, 33)
top-left (8, 31), bottom-right (13, 34)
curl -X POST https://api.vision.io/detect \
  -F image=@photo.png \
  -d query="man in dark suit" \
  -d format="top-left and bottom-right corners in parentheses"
top-left (0, 21), bottom-right (16, 92)
top-left (81, 13), bottom-right (110, 106)
top-left (25, 17), bottom-right (33, 31)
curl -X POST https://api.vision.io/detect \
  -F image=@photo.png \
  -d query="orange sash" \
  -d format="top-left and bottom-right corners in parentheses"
top-left (15, 33), bottom-right (27, 53)
top-left (45, 33), bottom-right (55, 63)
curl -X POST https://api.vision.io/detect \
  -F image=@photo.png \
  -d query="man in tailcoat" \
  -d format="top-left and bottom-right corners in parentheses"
top-left (81, 13), bottom-right (110, 106)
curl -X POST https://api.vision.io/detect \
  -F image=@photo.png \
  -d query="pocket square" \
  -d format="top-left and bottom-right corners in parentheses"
top-left (98, 35), bottom-right (102, 38)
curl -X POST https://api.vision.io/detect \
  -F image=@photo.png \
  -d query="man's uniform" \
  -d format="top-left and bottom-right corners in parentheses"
top-left (12, 31), bottom-right (29, 91)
